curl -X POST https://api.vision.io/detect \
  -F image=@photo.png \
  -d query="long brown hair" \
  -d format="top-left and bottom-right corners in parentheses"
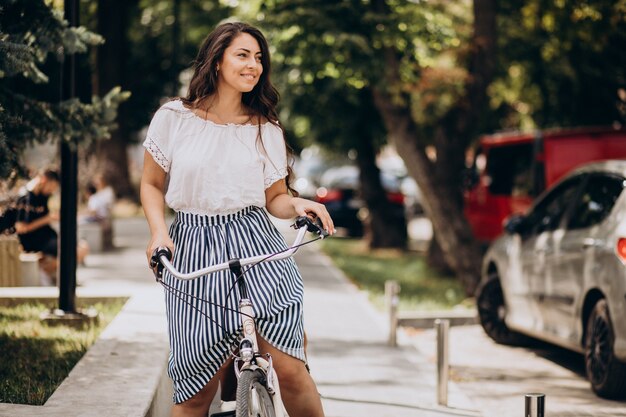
top-left (181, 22), bottom-right (298, 196)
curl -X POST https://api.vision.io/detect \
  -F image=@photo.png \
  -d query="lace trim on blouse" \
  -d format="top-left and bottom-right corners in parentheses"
top-left (145, 137), bottom-right (171, 172)
top-left (264, 167), bottom-right (288, 189)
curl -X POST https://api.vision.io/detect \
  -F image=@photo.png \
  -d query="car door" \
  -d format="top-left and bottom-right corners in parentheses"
top-left (543, 173), bottom-right (625, 344)
top-left (517, 175), bottom-right (586, 334)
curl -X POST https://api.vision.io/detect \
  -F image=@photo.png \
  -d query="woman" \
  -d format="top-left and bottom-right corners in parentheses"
top-left (141, 22), bottom-right (332, 417)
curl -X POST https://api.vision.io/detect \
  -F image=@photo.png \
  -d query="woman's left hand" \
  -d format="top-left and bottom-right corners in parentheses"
top-left (291, 197), bottom-right (335, 235)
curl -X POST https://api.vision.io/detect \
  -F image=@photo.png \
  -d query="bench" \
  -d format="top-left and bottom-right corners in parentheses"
top-left (0, 235), bottom-right (41, 287)
top-left (0, 235), bottom-right (54, 287)
top-left (0, 235), bottom-right (21, 286)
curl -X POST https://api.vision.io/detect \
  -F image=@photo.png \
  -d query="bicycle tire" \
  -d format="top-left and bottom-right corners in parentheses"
top-left (236, 369), bottom-right (276, 417)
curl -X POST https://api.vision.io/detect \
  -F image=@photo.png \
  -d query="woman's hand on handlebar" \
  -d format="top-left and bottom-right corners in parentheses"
top-left (146, 232), bottom-right (175, 266)
top-left (291, 197), bottom-right (335, 236)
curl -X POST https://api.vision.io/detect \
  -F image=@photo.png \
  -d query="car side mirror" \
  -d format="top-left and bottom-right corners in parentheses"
top-left (504, 214), bottom-right (526, 235)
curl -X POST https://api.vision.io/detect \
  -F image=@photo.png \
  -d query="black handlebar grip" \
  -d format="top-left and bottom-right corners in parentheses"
top-left (294, 216), bottom-right (329, 238)
top-left (150, 247), bottom-right (172, 280)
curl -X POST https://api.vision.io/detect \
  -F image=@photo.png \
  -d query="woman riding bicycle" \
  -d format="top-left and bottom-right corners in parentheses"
top-left (140, 22), bottom-right (333, 417)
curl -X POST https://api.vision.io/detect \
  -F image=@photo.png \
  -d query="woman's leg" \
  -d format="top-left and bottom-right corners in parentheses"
top-left (170, 361), bottom-right (229, 417)
top-left (257, 336), bottom-right (325, 417)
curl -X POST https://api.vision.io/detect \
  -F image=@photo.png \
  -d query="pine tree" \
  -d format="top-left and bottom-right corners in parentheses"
top-left (0, 0), bottom-right (129, 179)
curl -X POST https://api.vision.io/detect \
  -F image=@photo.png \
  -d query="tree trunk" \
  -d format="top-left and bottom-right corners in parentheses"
top-left (94, 0), bottom-right (137, 200)
top-left (368, 0), bottom-right (497, 296)
top-left (427, 234), bottom-right (454, 275)
top-left (354, 133), bottom-right (407, 249)
top-left (372, 89), bottom-right (483, 295)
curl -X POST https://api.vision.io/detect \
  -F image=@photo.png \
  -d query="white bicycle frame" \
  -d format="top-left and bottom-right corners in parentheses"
top-left (157, 223), bottom-right (313, 416)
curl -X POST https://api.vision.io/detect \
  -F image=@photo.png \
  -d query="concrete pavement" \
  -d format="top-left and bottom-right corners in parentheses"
top-left (296, 237), bottom-right (479, 417)
top-left (408, 325), bottom-right (626, 417)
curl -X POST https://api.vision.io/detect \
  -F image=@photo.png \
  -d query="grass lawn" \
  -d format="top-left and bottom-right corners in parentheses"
top-left (0, 299), bottom-right (127, 405)
top-left (321, 238), bottom-right (471, 311)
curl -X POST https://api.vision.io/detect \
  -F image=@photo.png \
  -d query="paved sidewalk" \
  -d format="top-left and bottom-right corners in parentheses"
top-left (282, 220), bottom-right (479, 417)
top-left (409, 325), bottom-right (626, 417)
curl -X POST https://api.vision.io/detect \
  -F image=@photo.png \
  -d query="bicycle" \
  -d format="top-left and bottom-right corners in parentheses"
top-left (150, 215), bottom-right (328, 417)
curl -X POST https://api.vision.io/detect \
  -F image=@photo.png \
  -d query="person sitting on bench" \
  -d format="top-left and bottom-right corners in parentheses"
top-left (14, 169), bottom-right (61, 285)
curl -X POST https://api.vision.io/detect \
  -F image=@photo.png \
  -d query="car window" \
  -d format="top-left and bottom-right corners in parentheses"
top-left (524, 175), bottom-right (584, 236)
top-left (566, 174), bottom-right (625, 230)
top-left (485, 143), bottom-right (534, 196)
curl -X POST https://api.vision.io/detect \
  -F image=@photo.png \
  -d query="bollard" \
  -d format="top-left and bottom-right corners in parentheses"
top-left (385, 280), bottom-right (400, 347)
top-left (525, 393), bottom-right (545, 417)
top-left (435, 318), bottom-right (450, 406)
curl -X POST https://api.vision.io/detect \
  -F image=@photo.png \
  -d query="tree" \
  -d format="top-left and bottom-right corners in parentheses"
top-left (0, 0), bottom-right (128, 179)
top-left (258, 0), bottom-right (489, 294)
top-left (491, 0), bottom-right (626, 129)
top-left (258, 1), bottom-right (413, 249)
top-left (368, 0), bottom-right (493, 295)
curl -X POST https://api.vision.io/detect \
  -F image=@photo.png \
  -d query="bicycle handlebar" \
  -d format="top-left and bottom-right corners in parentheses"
top-left (150, 216), bottom-right (327, 281)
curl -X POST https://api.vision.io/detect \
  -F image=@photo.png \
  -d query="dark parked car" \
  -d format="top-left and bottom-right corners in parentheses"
top-left (314, 166), bottom-right (405, 237)
top-left (477, 160), bottom-right (626, 399)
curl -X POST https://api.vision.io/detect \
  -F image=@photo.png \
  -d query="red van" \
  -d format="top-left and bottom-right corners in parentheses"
top-left (463, 126), bottom-right (626, 242)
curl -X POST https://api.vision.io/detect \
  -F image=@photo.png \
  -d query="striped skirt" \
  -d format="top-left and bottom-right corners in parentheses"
top-left (163, 206), bottom-right (306, 404)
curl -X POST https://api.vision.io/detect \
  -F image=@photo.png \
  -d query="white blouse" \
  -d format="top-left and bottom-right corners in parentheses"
top-left (143, 99), bottom-right (288, 215)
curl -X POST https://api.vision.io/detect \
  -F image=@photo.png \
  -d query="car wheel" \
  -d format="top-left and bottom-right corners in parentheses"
top-left (585, 299), bottom-right (626, 399)
top-left (476, 274), bottom-right (530, 346)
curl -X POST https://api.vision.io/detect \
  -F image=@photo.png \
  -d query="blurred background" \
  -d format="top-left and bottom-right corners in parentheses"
top-left (1, 0), bottom-right (625, 297)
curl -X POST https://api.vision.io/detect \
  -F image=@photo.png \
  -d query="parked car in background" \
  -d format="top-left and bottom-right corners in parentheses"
top-left (292, 146), bottom-right (350, 199)
top-left (314, 165), bottom-right (405, 237)
top-left (464, 126), bottom-right (626, 243)
top-left (477, 160), bottom-right (626, 399)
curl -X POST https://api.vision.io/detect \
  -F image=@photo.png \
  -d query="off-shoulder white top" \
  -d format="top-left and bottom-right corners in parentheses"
top-left (143, 99), bottom-right (288, 215)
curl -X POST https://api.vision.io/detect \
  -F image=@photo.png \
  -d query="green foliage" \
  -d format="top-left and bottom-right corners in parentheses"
top-left (0, 0), bottom-right (103, 84)
top-left (0, 0), bottom-right (129, 178)
top-left (121, 0), bottom-right (233, 133)
top-left (492, 0), bottom-right (626, 129)
top-left (256, 0), bottom-right (624, 144)
top-left (249, 0), bottom-right (467, 150)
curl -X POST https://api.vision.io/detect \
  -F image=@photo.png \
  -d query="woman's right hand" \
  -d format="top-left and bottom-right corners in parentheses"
top-left (146, 232), bottom-right (175, 266)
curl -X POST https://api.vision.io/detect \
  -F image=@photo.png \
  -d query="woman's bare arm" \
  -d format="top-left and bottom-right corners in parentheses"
top-left (265, 179), bottom-right (334, 235)
top-left (140, 151), bottom-right (175, 262)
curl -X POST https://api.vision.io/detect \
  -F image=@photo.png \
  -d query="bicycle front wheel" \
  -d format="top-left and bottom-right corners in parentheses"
top-left (236, 369), bottom-right (276, 417)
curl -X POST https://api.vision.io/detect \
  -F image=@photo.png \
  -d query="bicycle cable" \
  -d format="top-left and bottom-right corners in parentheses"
top-left (220, 235), bottom-right (324, 343)
top-left (157, 234), bottom-right (324, 355)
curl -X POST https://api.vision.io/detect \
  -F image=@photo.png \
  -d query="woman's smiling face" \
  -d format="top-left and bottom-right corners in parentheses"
top-left (217, 33), bottom-right (263, 93)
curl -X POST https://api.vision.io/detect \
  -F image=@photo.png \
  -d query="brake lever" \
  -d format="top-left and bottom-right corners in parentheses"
top-left (150, 247), bottom-right (173, 280)
top-left (293, 216), bottom-right (329, 238)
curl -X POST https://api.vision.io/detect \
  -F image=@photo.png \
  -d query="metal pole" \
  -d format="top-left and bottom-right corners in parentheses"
top-left (59, 0), bottom-right (79, 313)
top-left (385, 280), bottom-right (400, 347)
top-left (435, 318), bottom-right (450, 406)
top-left (525, 393), bottom-right (545, 417)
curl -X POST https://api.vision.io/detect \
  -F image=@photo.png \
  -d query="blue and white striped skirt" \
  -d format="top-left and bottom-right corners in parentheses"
top-left (163, 206), bottom-right (306, 404)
